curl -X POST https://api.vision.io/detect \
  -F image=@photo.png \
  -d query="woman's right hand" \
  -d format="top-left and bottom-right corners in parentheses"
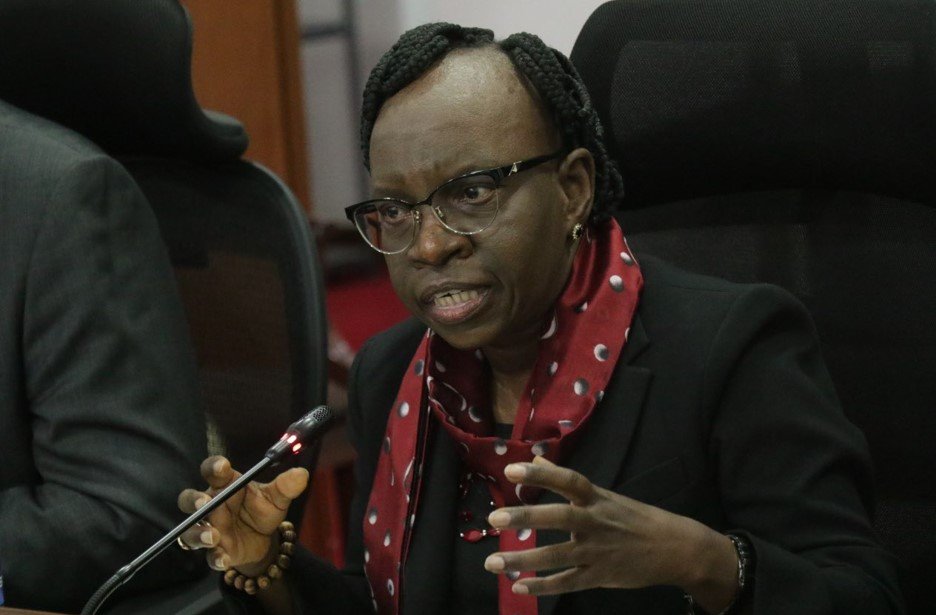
top-left (177, 456), bottom-right (310, 575)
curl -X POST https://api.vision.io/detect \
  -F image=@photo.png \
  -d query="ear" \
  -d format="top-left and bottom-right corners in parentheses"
top-left (556, 147), bottom-right (595, 230)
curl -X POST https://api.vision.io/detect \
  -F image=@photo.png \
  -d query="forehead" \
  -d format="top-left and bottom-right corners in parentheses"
top-left (369, 47), bottom-right (558, 191)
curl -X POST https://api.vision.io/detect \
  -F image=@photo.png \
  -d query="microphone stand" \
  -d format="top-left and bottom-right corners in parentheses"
top-left (81, 405), bottom-right (332, 615)
top-left (80, 455), bottom-right (274, 615)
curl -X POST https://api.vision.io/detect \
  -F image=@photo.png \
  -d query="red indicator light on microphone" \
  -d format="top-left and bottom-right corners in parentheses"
top-left (287, 435), bottom-right (298, 444)
top-left (291, 443), bottom-right (302, 453)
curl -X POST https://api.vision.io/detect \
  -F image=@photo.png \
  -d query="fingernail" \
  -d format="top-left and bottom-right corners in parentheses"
top-left (484, 555), bottom-right (505, 572)
top-left (201, 530), bottom-right (214, 546)
top-left (504, 464), bottom-right (526, 479)
top-left (195, 496), bottom-right (209, 509)
top-left (214, 556), bottom-right (226, 570)
top-left (213, 459), bottom-right (225, 474)
top-left (512, 582), bottom-right (529, 595)
top-left (488, 510), bottom-right (510, 527)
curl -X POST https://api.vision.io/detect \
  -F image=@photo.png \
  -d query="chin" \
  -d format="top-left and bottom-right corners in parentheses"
top-left (428, 319), bottom-right (500, 351)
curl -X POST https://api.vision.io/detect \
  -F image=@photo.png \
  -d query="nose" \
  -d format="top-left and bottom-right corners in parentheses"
top-left (406, 205), bottom-right (471, 267)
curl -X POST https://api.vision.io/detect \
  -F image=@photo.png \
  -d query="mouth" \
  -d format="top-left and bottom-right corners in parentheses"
top-left (422, 286), bottom-right (491, 325)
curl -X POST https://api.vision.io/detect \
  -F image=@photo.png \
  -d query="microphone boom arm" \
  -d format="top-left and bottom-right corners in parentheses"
top-left (80, 405), bottom-right (332, 615)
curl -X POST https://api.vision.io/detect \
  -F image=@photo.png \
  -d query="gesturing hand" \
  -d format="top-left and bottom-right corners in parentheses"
top-left (176, 455), bottom-right (309, 575)
top-left (483, 456), bottom-right (738, 611)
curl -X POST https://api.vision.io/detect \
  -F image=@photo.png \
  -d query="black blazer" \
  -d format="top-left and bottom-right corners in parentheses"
top-left (0, 100), bottom-right (206, 612)
top-left (241, 255), bottom-right (904, 614)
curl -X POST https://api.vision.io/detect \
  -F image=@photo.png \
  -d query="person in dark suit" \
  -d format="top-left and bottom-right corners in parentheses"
top-left (0, 98), bottom-right (207, 612)
top-left (178, 24), bottom-right (904, 614)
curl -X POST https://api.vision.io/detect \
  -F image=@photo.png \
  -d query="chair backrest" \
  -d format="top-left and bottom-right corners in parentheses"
top-left (0, 0), bottom-right (246, 159)
top-left (572, 1), bottom-right (936, 609)
top-left (0, 0), bottom-right (329, 520)
top-left (125, 157), bottom-right (329, 494)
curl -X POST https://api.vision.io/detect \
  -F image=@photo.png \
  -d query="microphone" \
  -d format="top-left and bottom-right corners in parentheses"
top-left (80, 405), bottom-right (334, 615)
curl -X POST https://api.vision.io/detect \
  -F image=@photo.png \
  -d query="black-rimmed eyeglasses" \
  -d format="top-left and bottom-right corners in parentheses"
top-left (345, 151), bottom-right (563, 255)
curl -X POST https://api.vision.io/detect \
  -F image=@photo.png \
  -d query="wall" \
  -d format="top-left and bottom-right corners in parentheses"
top-left (400, 0), bottom-right (608, 54)
top-left (185, 0), bottom-right (311, 210)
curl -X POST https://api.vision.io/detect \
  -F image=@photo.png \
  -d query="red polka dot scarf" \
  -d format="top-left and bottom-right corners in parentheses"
top-left (363, 218), bottom-right (642, 614)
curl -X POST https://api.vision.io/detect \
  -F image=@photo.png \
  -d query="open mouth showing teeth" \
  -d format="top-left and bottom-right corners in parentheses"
top-left (433, 289), bottom-right (481, 307)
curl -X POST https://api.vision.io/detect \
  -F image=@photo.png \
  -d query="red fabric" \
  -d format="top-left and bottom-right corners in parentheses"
top-left (363, 219), bottom-right (643, 614)
top-left (326, 272), bottom-right (410, 350)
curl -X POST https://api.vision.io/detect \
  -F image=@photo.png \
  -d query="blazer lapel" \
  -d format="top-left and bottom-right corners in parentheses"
top-left (535, 315), bottom-right (653, 615)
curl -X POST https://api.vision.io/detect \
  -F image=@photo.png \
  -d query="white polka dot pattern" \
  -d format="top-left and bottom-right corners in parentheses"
top-left (594, 344), bottom-right (609, 361)
top-left (362, 219), bottom-right (643, 615)
top-left (540, 314), bottom-right (558, 339)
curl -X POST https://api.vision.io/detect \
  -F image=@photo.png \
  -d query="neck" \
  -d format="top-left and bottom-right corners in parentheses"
top-left (484, 340), bottom-right (539, 425)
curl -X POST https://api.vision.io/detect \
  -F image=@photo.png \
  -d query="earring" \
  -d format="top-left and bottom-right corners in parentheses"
top-left (571, 223), bottom-right (584, 241)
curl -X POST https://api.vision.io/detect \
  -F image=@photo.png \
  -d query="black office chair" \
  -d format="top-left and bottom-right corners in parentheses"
top-left (2, 0), bottom-right (328, 504)
top-left (572, 1), bottom-right (935, 610)
top-left (1, 0), bottom-right (328, 612)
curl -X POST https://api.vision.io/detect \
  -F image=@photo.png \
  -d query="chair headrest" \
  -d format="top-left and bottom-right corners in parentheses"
top-left (571, 0), bottom-right (936, 207)
top-left (0, 0), bottom-right (248, 160)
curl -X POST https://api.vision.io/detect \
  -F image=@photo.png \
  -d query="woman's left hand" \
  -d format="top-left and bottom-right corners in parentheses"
top-left (484, 456), bottom-right (737, 610)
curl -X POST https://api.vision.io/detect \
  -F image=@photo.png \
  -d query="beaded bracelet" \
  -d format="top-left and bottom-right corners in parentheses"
top-left (223, 521), bottom-right (296, 595)
top-left (684, 533), bottom-right (753, 615)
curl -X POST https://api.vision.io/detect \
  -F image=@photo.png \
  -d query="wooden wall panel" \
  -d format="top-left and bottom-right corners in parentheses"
top-left (181, 0), bottom-right (312, 212)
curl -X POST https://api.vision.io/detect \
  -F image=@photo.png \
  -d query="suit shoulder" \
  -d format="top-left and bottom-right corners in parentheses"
top-left (635, 254), bottom-right (804, 341)
top-left (0, 99), bottom-right (106, 164)
top-left (357, 318), bottom-right (426, 371)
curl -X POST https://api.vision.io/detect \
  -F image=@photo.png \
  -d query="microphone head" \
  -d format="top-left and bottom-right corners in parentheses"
top-left (266, 406), bottom-right (334, 461)
top-left (290, 405), bottom-right (332, 440)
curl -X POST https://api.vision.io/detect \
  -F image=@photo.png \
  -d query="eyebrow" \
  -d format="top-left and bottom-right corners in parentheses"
top-left (371, 159), bottom-right (500, 200)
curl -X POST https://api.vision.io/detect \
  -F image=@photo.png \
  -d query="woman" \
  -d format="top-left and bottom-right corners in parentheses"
top-left (178, 24), bottom-right (903, 614)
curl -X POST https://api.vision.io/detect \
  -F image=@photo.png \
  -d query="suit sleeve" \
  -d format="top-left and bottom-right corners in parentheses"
top-left (0, 155), bottom-right (207, 612)
top-left (704, 285), bottom-right (905, 614)
top-left (279, 339), bottom-right (375, 613)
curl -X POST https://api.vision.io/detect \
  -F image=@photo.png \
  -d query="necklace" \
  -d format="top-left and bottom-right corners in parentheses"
top-left (456, 470), bottom-right (501, 542)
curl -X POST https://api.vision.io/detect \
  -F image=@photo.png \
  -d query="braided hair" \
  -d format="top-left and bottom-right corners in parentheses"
top-left (360, 22), bottom-right (624, 222)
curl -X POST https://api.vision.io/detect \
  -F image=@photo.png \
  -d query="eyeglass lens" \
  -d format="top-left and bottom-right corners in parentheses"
top-left (354, 174), bottom-right (500, 254)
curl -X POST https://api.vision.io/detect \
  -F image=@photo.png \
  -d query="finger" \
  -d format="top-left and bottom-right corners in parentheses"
top-left (512, 567), bottom-right (593, 596)
top-left (504, 457), bottom-right (596, 506)
top-left (206, 546), bottom-right (230, 571)
top-left (178, 523), bottom-right (219, 550)
top-left (262, 467), bottom-right (310, 511)
top-left (177, 488), bottom-right (212, 514)
top-left (200, 456), bottom-right (239, 490)
top-left (485, 542), bottom-right (583, 574)
top-left (488, 503), bottom-right (588, 532)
